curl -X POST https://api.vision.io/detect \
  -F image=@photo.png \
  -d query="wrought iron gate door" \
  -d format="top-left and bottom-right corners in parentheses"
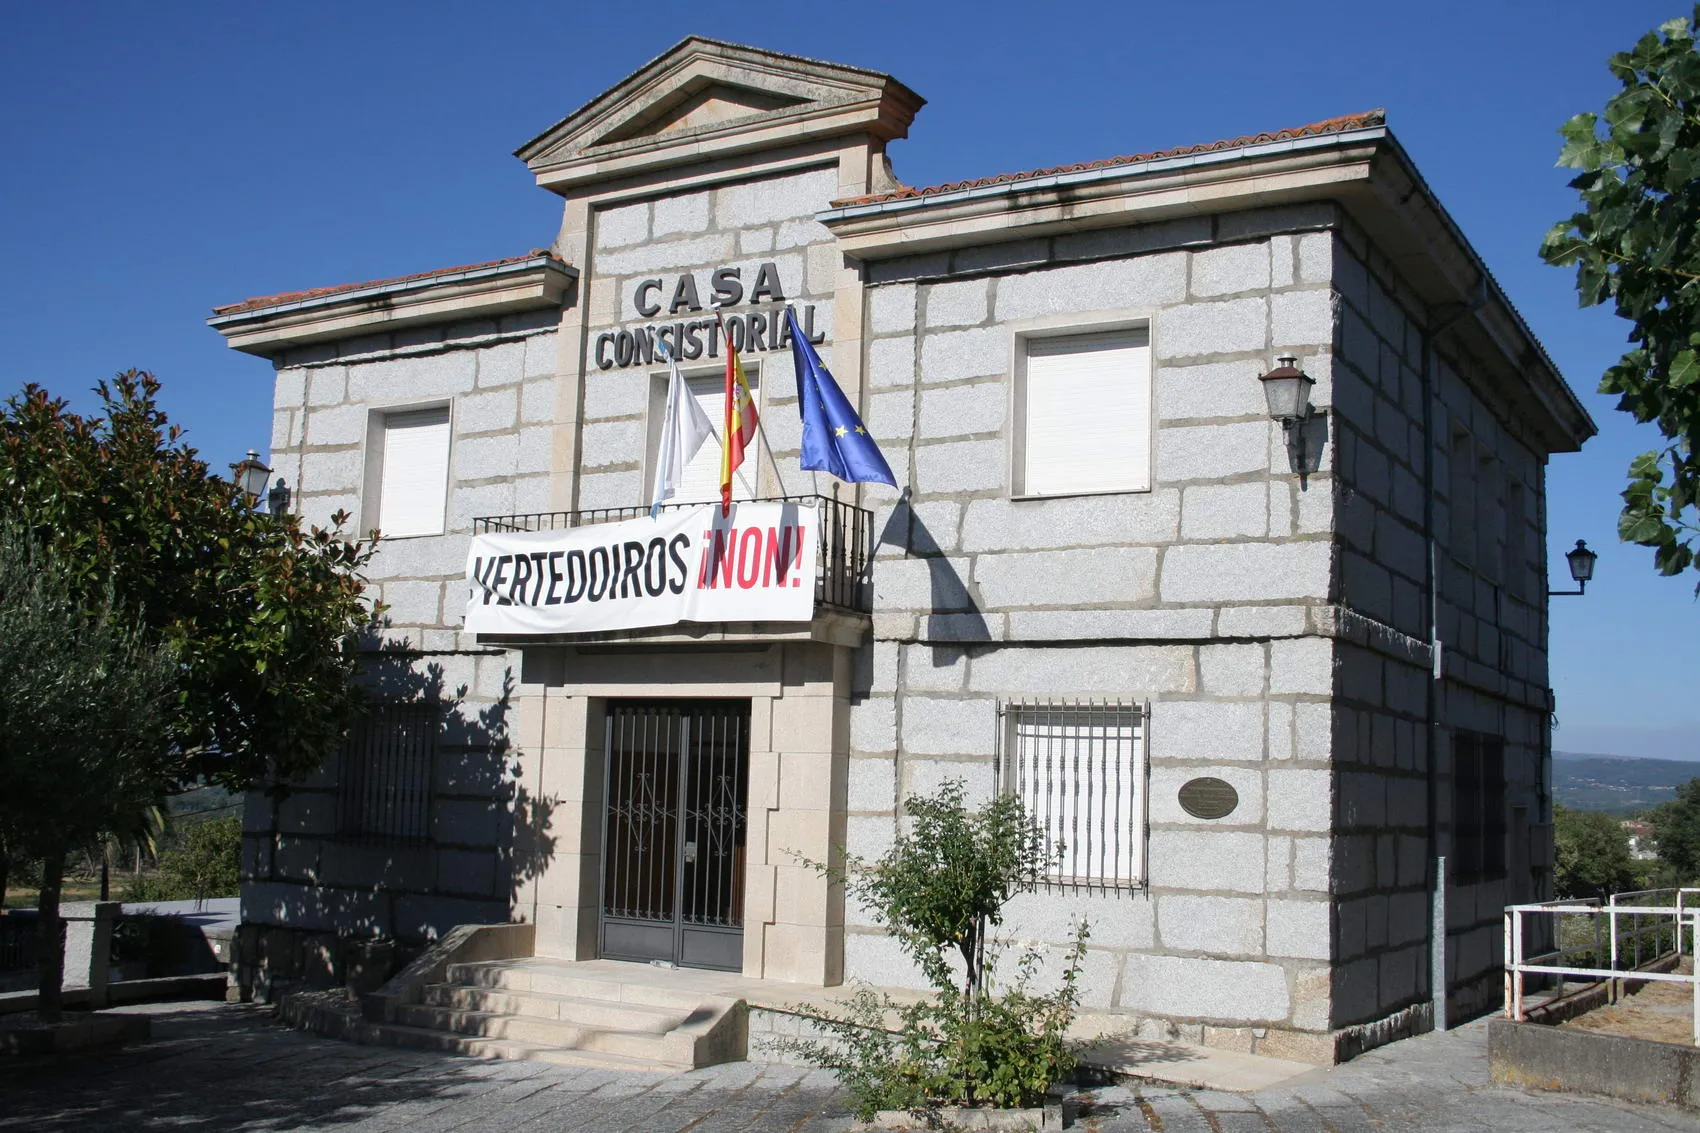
top-left (599, 700), bottom-right (749, 971)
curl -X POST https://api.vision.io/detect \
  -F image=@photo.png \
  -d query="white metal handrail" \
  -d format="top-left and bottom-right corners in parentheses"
top-left (1504, 888), bottom-right (1700, 1044)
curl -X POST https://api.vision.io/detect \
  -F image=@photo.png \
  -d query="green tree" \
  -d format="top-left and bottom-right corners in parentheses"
top-left (0, 373), bottom-right (377, 1020)
top-left (1553, 803), bottom-right (1635, 900)
top-left (1650, 778), bottom-right (1700, 881)
top-left (1542, 9), bottom-right (1700, 581)
top-left (0, 528), bottom-right (179, 1015)
top-left (150, 816), bottom-right (242, 902)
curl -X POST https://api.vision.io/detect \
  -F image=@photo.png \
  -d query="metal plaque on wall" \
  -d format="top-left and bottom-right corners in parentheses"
top-left (1178, 777), bottom-right (1239, 820)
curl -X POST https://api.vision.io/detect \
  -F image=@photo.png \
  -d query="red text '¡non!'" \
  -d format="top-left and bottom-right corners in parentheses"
top-left (698, 524), bottom-right (806, 590)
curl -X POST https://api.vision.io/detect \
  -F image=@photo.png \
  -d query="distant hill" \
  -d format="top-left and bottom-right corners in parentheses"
top-left (1554, 752), bottom-right (1700, 814)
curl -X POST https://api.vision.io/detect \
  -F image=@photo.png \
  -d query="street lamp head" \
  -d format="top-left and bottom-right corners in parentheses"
top-left (1258, 355), bottom-right (1315, 425)
top-left (232, 450), bottom-right (272, 505)
top-left (1565, 539), bottom-right (1597, 585)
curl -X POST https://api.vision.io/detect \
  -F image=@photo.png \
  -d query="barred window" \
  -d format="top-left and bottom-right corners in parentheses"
top-left (337, 703), bottom-right (438, 844)
top-left (999, 700), bottom-right (1148, 890)
top-left (1452, 731), bottom-right (1506, 882)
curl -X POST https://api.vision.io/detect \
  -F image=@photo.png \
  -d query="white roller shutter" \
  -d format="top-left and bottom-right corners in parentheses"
top-left (377, 407), bottom-right (450, 536)
top-left (1020, 330), bottom-right (1151, 496)
top-left (668, 373), bottom-right (760, 505)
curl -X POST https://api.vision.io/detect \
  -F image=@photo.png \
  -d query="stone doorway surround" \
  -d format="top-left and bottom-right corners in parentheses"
top-left (511, 640), bottom-right (850, 987)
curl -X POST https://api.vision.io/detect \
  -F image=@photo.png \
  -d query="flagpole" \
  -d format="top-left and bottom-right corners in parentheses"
top-left (717, 310), bottom-right (791, 501)
top-left (755, 412), bottom-right (789, 499)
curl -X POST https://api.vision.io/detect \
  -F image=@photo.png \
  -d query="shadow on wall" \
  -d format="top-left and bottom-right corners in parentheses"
top-left (237, 639), bottom-right (557, 989)
top-left (880, 490), bottom-right (990, 665)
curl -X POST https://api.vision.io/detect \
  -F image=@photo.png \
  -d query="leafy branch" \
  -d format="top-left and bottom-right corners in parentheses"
top-left (1542, 9), bottom-right (1700, 583)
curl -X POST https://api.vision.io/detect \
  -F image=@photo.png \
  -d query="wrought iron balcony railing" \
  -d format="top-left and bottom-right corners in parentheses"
top-left (473, 494), bottom-right (873, 615)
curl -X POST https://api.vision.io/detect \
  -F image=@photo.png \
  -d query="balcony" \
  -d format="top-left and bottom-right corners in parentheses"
top-left (471, 494), bottom-right (873, 646)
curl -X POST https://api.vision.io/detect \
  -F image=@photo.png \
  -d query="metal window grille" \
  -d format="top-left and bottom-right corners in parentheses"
top-left (337, 703), bottom-right (439, 844)
top-left (1452, 731), bottom-right (1506, 881)
top-left (998, 699), bottom-right (1148, 892)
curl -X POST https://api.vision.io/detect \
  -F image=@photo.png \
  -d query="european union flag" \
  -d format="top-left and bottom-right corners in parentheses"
top-left (786, 306), bottom-right (897, 487)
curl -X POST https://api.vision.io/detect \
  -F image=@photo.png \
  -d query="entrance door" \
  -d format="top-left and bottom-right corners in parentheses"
top-left (599, 700), bottom-right (749, 971)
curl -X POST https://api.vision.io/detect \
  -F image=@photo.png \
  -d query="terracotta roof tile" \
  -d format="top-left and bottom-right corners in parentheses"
top-left (833, 110), bottom-right (1386, 207)
top-left (211, 250), bottom-right (567, 316)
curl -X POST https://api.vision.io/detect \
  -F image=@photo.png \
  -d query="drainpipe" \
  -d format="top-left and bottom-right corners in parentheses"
top-left (1422, 275), bottom-right (1487, 1033)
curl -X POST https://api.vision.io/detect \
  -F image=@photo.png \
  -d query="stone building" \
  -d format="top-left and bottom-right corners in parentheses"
top-left (210, 38), bottom-right (1593, 1064)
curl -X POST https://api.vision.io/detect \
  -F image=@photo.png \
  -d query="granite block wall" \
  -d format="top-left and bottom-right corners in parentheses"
top-left (242, 309), bottom-right (562, 963)
top-left (1328, 217), bottom-right (1552, 1033)
top-left (842, 206), bottom-right (1343, 1059)
top-left (577, 164), bottom-right (843, 510)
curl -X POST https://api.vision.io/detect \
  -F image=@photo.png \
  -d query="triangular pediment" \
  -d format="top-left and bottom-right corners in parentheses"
top-left (596, 80), bottom-right (809, 145)
top-left (516, 37), bottom-right (923, 191)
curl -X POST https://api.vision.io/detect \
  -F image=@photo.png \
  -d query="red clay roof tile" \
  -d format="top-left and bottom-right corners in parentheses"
top-left (211, 250), bottom-right (567, 316)
top-left (833, 110), bottom-right (1386, 207)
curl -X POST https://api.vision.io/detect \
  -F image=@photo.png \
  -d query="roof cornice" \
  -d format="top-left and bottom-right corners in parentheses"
top-left (818, 124), bottom-right (1594, 453)
top-left (207, 254), bottom-right (576, 357)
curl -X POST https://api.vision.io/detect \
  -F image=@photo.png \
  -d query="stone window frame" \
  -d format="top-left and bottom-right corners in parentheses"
top-left (359, 398), bottom-right (456, 538)
top-left (1005, 309), bottom-right (1158, 502)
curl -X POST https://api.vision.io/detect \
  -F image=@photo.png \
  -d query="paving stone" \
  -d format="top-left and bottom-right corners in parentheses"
top-left (7, 1003), bottom-right (1700, 1133)
top-left (1141, 1092), bottom-right (1213, 1131)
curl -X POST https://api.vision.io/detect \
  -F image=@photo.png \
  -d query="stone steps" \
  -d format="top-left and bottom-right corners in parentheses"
top-left (369, 957), bottom-right (748, 1071)
top-left (447, 959), bottom-right (720, 1012)
top-left (420, 983), bottom-right (686, 1032)
top-left (353, 1018), bottom-right (667, 1071)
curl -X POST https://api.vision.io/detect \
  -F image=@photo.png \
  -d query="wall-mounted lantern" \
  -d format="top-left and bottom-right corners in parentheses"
top-left (1549, 539), bottom-right (1598, 597)
top-left (1259, 355), bottom-right (1316, 471)
top-left (231, 450), bottom-right (272, 505)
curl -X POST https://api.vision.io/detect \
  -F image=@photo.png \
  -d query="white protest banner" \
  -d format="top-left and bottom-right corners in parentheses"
top-left (464, 501), bottom-right (817, 635)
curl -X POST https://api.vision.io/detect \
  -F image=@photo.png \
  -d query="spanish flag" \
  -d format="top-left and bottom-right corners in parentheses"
top-left (718, 316), bottom-right (759, 516)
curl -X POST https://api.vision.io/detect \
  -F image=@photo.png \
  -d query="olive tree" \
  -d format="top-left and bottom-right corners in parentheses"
top-left (0, 528), bottom-right (178, 1014)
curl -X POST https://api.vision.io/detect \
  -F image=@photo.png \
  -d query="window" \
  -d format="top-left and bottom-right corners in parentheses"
top-left (999, 700), bottom-right (1147, 890)
top-left (371, 406), bottom-right (450, 537)
top-left (1016, 329), bottom-right (1151, 497)
top-left (1476, 451), bottom-right (1503, 580)
top-left (1503, 479), bottom-right (1527, 597)
top-left (1448, 431), bottom-right (1475, 569)
top-left (648, 368), bottom-right (762, 505)
top-left (1452, 731), bottom-right (1506, 882)
top-left (337, 703), bottom-right (438, 844)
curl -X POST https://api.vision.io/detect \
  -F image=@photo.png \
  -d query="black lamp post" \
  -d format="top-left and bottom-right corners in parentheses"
top-left (1549, 539), bottom-right (1598, 597)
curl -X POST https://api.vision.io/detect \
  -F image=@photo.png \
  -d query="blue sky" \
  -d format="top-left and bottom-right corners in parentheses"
top-left (0, 1), bottom-right (1694, 758)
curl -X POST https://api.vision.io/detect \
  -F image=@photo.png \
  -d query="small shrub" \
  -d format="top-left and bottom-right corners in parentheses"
top-left (776, 780), bottom-right (1089, 1119)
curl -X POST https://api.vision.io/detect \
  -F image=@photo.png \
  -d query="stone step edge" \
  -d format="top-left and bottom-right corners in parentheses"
top-left (444, 961), bottom-right (742, 1013)
top-left (277, 990), bottom-right (681, 1072)
top-left (373, 1019), bottom-right (685, 1071)
top-left (421, 981), bottom-right (690, 1030)
top-left (394, 1002), bottom-right (697, 1058)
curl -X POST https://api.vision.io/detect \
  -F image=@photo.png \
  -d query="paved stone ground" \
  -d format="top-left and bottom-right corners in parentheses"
top-left (0, 1001), bottom-right (1695, 1131)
